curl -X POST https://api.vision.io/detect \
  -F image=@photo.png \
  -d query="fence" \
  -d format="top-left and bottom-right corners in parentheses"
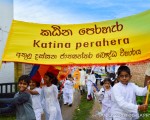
top-left (0, 82), bottom-right (18, 98)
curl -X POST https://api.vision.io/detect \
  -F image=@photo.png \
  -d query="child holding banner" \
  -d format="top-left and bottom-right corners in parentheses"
top-left (111, 65), bottom-right (149, 120)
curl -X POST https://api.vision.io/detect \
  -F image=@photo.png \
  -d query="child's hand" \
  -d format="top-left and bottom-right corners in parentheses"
top-left (26, 89), bottom-right (30, 93)
top-left (138, 104), bottom-right (148, 112)
top-left (93, 88), bottom-right (96, 92)
top-left (147, 80), bottom-right (150, 87)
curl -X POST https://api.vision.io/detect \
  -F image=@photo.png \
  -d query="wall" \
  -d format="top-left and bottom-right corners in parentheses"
top-left (0, 0), bottom-right (14, 83)
top-left (129, 62), bottom-right (149, 87)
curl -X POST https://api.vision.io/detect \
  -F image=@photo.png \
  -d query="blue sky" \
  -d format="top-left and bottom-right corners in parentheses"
top-left (14, 0), bottom-right (150, 24)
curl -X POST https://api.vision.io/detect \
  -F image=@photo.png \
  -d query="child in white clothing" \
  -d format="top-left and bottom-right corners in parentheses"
top-left (41, 72), bottom-right (62, 120)
top-left (111, 65), bottom-right (149, 120)
top-left (63, 74), bottom-right (74, 106)
top-left (94, 78), bottom-right (112, 120)
top-left (28, 71), bottom-right (43, 120)
top-left (86, 69), bottom-right (96, 100)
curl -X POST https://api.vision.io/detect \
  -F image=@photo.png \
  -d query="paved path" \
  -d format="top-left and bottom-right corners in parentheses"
top-left (62, 90), bottom-right (81, 120)
top-left (42, 82), bottom-right (102, 120)
top-left (42, 90), bottom-right (81, 120)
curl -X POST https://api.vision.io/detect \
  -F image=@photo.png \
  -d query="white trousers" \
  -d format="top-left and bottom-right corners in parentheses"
top-left (63, 92), bottom-right (73, 104)
top-left (87, 85), bottom-right (93, 99)
top-left (34, 109), bottom-right (43, 120)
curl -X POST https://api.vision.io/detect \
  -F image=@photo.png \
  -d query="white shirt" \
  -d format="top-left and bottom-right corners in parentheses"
top-left (111, 82), bottom-right (147, 119)
top-left (41, 84), bottom-right (63, 120)
top-left (63, 80), bottom-right (74, 94)
top-left (106, 65), bottom-right (115, 73)
top-left (86, 74), bottom-right (96, 85)
top-left (31, 87), bottom-right (43, 111)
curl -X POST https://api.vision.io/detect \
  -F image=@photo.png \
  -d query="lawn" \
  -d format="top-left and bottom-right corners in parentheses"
top-left (0, 114), bottom-right (16, 120)
top-left (72, 93), bottom-right (94, 120)
top-left (137, 96), bottom-right (150, 120)
top-left (72, 94), bottom-right (150, 120)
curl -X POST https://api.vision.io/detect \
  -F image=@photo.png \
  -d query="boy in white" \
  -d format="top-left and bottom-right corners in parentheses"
top-left (111, 65), bottom-right (149, 120)
top-left (63, 74), bottom-right (74, 106)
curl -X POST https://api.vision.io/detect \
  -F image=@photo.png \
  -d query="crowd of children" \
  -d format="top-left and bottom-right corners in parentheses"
top-left (0, 65), bottom-right (149, 120)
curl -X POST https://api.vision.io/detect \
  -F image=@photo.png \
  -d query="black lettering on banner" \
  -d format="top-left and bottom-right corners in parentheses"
top-left (96, 50), bottom-right (117, 60)
top-left (120, 48), bottom-right (141, 56)
top-left (34, 52), bottom-right (57, 60)
top-left (60, 52), bottom-right (93, 59)
top-left (16, 52), bottom-right (32, 60)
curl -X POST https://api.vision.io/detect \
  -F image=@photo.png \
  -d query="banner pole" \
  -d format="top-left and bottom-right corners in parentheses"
top-left (145, 85), bottom-right (150, 105)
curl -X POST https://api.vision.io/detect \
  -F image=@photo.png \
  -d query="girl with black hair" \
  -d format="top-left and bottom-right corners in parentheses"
top-left (63, 74), bottom-right (75, 107)
top-left (111, 65), bottom-right (149, 120)
top-left (41, 72), bottom-right (62, 120)
top-left (0, 75), bottom-right (36, 120)
top-left (94, 77), bottom-right (112, 120)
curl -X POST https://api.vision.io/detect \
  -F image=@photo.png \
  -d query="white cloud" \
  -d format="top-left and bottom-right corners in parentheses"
top-left (14, 0), bottom-right (150, 24)
top-left (14, 0), bottom-right (108, 24)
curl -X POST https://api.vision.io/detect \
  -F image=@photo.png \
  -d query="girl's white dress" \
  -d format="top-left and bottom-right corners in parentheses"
top-left (95, 87), bottom-right (112, 120)
top-left (31, 87), bottom-right (43, 120)
top-left (86, 74), bottom-right (96, 99)
top-left (63, 80), bottom-right (74, 105)
top-left (101, 89), bottom-right (112, 120)
top-left (41, 84), bottom-right (63, 120)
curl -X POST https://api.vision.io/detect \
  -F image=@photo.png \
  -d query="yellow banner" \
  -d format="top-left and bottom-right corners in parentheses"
top-left (2, 10), bottom-right (150, 65)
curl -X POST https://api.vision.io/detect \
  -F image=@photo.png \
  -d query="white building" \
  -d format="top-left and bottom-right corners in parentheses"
top-left (0, 0), bottom-right (14, 83)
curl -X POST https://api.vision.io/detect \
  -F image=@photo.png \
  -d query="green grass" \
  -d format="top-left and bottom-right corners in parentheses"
top-left (72, 94), bottom-right (150, 120)
top-left (72, 93), bottom-right (94, 120)
top-left (101, 74), bottom-right (107, 76)
top-left (137, 96), bottom-right (150, 120)
top-left (0, 114), bottom-right (16, 120)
